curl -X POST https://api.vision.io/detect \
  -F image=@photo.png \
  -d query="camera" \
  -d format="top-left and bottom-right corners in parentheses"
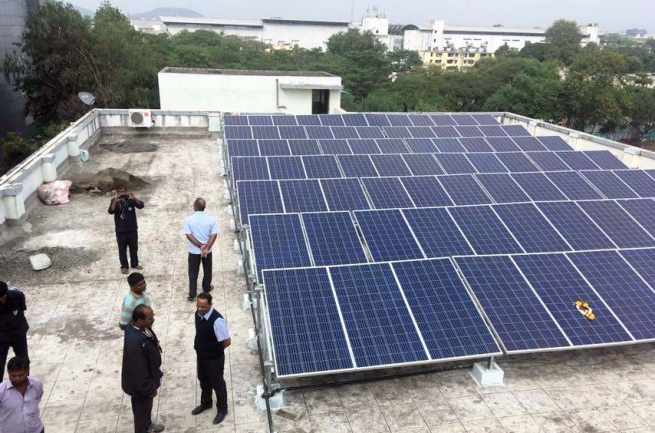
top-left (120, 194), bottom-right (130, 200)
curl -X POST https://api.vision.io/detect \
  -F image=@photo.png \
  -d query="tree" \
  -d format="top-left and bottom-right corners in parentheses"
top-left (386, 50), bottom-right (422, 72)
top-left (544, 19), bottom-right (582, 64)
top-left (326, 29), bottom-right (387, 56)
top-left (519, 42), bottom-right (549, 62)
top-left (624, 86), bottom-right (655, 141)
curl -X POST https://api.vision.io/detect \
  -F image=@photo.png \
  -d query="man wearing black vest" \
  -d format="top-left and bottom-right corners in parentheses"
top-left (191, 292), bottom-right (231, 425)
top-left (0, 281), bottom-right (29, 382)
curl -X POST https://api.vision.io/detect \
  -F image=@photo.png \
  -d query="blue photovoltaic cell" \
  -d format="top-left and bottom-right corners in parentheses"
top-left (455, 126), bottom-right (484, 137)
top-left (470, 114), bottom-right (499, 125)
top-left (455, 255), bottom-right (570, 352)
top-left (493, 203), bottom-right (570, 252)
top-left (263, 267), bottom-right (353, 377)
top-left (342, 113), bottom-right (368, 126)
top-left (511, 173), bottom-right (567, 201)
top-left (331, 127), bottom-right (360, 139)
top-left (451, 114), bottom-right (478, 125)
top-left (475, 173), bottom-right (531, 203)
top-left (305, 126), bottom-right (334, 139)
top-left (544, 171), bottom-right (603, 200)
top-left (577, 200), bottom-right (655, 248)
top-left (511, 137), bottom-right (549, 152)
top-left (375, 138), bottom-right (410, 154)
top-left (495, 153), bottom-right (540, 173)
top-left (318, 114), bottom-right (345, 126)
top-left (278, 126), bottom-right (308, 139)
top-left (438, 175), bottom-right (492, 205)
top-left (295, 115), bottom-right (322, 125)
top-left (513, 254), bottom-right (632, 346)
top-left (393, 259), bottom-right (500, 359)
top-left (432, 127), bottom-right (461, 138)
top-left (405, 138), bottom-right (437, 153)
top-left (365, 113), bottom-right (391, 127)
top-left (459, 138), bottom-right (494, 153)
top-left (400, 176), bottom-right (452, 207)
top-left (617, 199), bottom-right (655, 236)
top-left (501, 125), bottom-right (531, 137)
top-left (569, 250), bottom-right (655, 340)
top-left (237, 181), bottom-right (283, 223)
top-left (288, 139), bottom-right (321, 156)
top-left (232, 157), bottom-right (270, 181)
top-left (348, 139), bottom-right (381, 154)
top-left (337, 155), bottom-right (379, 177)
top-left (382, 127), bottom-right (412, 138)
top-left (613, 170), bottom-right (655, 198)
top-left (433, 138), bottom-right (466, 152)
top-left (267, 156), bottom-right (306, 180)
top-left (302, 155), bottom-right (342, 179)
top-left (248, 116), bottom-right (273, 125)
top-left (362, 177), bottom-right (415, 209)
top-left (537, 201), bottom-right (615, 250)
top-left (271, 116), bottom-right (297, 126)
top-left (435, 154), bottom-right (477, 174)
top-left (619, 248), bottom-right (655, 289)
top-left (478, 125), bottom-right (508, 137)
top-left (583, 151), bottom-right (628, 170)
top-left (320, 178), bottom-right (371, 211)
top-left (485, 137), bottom-right (521, 152)
top-left (401, 208), bottom-right (472, 257)
top-left (407, 126), bottom-right (437, 138)
top-left (354, 126), bottom-right (385, 139)
top-left (249, 214), bottom-right (312, 281)
top-left (227, 139), bottom-right (259, 158)
top-left (408, 114), bottom-right (435, 126)
top-left (354, 210), bottom-right (424, 261)
top-left (555, 152), bottom-right (600, 170)
top-left (387, 114), bottom-right (413, 126)
top-left (278, 179), bottom-right (328, 213)
top-left (448, 206), bottom-right (523, 254)
top-left (319, 139), bottom-right (352, 155)
top-left (402, 154), bottom-right (444, 176)
top-left (370, 154), bottom-right (412, 176)
top-left (329, 264), bottom-right (428, 367)
top-left (224, 126), bottom-right (253, 139)
top-left (252, 126), bottom-right (281, 140)
top-left (466, 153), bottom-right (509, 174)
top-left (580, 171), bottom-right (638, 199)
top-left (301, 212), bottom-right (367, 266)
top-left (525, 152), bottom-right (570, 171)
top-left (258, 140), bottom-right (291, 156)
top-left (430, 115), bottom-right (457, 126)
top-left (224, 115), bottom-right (249, 126)
top-left (538, 136), bottom-right (572, 151)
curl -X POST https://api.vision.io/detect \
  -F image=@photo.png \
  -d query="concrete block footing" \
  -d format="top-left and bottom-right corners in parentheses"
top-left (255, 384), bottom-right (284, 411)
top-left (242, 294), bottom-right (251, 311)
top-left (237, 260), bottom-right (245, 275)
top-left (227, 205), bottom-right (234, 216)
top-left (233, 239), bottom-right (241, 252)
top-left (224, 190), bottom-right (231, 201)
top-left (247, 328), bottom-right (258, 350)
top-left (470, 361), bottom-right (504, 387)
top-left (229, 219), bottom-right (236, 231)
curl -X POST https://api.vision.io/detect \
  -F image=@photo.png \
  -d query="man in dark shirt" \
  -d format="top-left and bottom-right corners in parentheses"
top-left (108, 185), bottom-right (145, 275)
top-left (0, 281), bottom-right (29, 382)
top-left (121, 304), bottom-right (164, 433)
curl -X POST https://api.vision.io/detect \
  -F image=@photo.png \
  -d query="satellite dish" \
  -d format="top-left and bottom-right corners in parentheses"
top-left (78, 91), bottom-right (96, 106)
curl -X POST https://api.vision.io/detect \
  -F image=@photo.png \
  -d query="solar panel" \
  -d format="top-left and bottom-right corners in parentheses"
top-left (319, 139), bottom-right (352, 155)
top-left (537, 136), bottom-right (572, 151)
top-left (459, 137), bottom-right (494, 153)
top-left (536, 202), bottom-right (615, 250)
top-left (295, 115), bottom-right (322, 125)
top-left (337, 155), bottom-right (379, 177)
top-left (318, 114), bottom-right (345, 126)
top-left (401, 208), bottom-right (472, 257)
top-left (248, 116), bottom-right (274, 126)
top-left (278, 126), bottom-right (308, 139)
top-left (511, 137), bottom-right (549, 152)
top-left (354, 126), bottom-right (385, 139)
top-left (619, 248), bottom-right (655, 289)
top-left (432, 126), bottom-right (461, 138)
top-left (470, 114), bottom-right (499, 125)
top-left (455, 255), bottom-right (570, 352)
top-left (225, 126), bottom-right (253, 139)
top-left (495, 153), bottom-right (540, 173)
top-left (375, 138), bottom-right (410, 154)
top-left (513, 254), bottom-right (632, 346)
top-left (288, 139), bottom-right (321, 156)
top-left (252, 126), bottom-right (281, 140)
top-left (227, 139), bottom-right (259, 158)
top-left (320, 178), bottom-right (371, 211)
top-left (525, 152), bottom-right (570, 171)
top-left (305, 126), bottom-right (334, 139)
top-left (271, 115), bottom-right (297, 126)
top-left (544, 171), bottom-right (603, 200)
top-left (278, 179), bottom-right (328, 213)
top-left (387, 114), bottom-right (413, 126)
top-left (232, 157), bottom-right (270, 182)
top-left (365, 113), bottom-right (391, 127)
top-left (568, 250), bottom-right (655, 340)
top-left (267, 156), bottom-right (306, 180)
top-left (434, 154), bottom-right (478, 174)
top-left (485, 137), bottom-right (521, 152)
top-left (258, 140), bottom-right (291, 156)
top-left (493, 203), bottom-right (571, 252)
top-left (577, 200), bottom-right (655, 248)
top-left (555, 152), bottom-right (599, 170)
top-left (430, 115), bottom-right (457, 126)
top-left (438, 175), bottom-right (492, 205)
top-left (478, 125), bottom-right (508, 137)
top-left (301, 155), bottom-right (342, 179)
top-left (331, 127), bottom-right (360, 139)
top-left (501, 125), bottom-right (531, 137)
top-left (341, 113), bottom-right (368, 126)
top-left (329, 263), bottom-right (428, 366)
top-left (382, 126), bottom-right (413, 138)
top-left (354, 210), bottom-right (424, 261)
top-left (348, 139), bottom-right (381, 154)
top-left (448, 206), bottom-right (523, 254)
top-left (583, 150), bottom-right (628, 170)
top-left (408, 114), bottom-right (436, 126)
top-left (400, 176), bottom-right (453, 207)
top-left (249, 214), bottom-right (312, 281)
top-left (407, 126), bottom-right (437, 138)
top-left (263, 267), bottom-right (354, 377)
top-left (404, 138), bottom-right (437, 153)
top-left (616, 199), bottom-right (655, 236)
top-left (224, 115), bottom-right (249, 126)
top-left (466, 153), bottom-right (509, 174)
top-left (612, 170), bottom-right (655, 198)
top-left (475, 173), bottom-right (531, 203)
top-left (579, 171), bottom-right (638, 199)
top-left (361, 177), bottom-right (415, 209)
top-left (392, 259), bottom-right (501, 359)
top-left (237, 180), bottom-right (284, 223)
top-left (370, 154), bottom-right (412, 176)
top-left (451, 114), bottom-right (478, 125)
top-left (402, 154), bottom-right (444, 176)
top-left (455, 126), bottom-right (484, 137)
top-left (433, 138), bottom-right (466, 152)
top-left (511, 173), bottom-right (567, 201)
top-left (301, 212), bottom-right (367, 266)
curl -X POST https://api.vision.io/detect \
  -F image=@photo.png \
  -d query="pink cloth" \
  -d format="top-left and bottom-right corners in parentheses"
top-left (37, 180), bottom-right (72, 205)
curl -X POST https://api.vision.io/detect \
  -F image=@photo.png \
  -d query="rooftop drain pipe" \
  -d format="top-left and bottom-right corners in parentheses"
top-left (276, 79), bottom-right (287, 110)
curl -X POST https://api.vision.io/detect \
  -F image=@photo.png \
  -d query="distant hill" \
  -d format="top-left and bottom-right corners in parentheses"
top-left (74, 5), bottom-right (95, 17)
top-left (130, 8), bottom-right (203, 19)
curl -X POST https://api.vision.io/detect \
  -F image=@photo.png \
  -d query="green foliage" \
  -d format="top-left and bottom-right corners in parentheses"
top-left (326, 29), bottom-right (387, 56)
top-left (544, 19), bottom-right (582, 64)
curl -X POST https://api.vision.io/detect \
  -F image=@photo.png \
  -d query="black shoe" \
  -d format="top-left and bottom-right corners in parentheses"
top-left (191, 404), bottom-right (212, 415)
top-left (187, 294), bottom-right (196, 302)
top-left (213, 411), bottom-right (227, 424)
top-left (204, 285), bottom-right (214, 293)
top-left (148, 423), bottom-right (165, 433)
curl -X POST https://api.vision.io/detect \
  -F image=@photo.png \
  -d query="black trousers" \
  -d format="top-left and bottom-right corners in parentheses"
top-left (197, 353), bottom-right (228, 412)
top-left (188, 252), bottom-right (212, 297)
top-left (131, 395), bottom-right (153, 433)
top-left (117, 231), bottom-right (139, 269)
top-left (0, 334), bottom-right (28, 382)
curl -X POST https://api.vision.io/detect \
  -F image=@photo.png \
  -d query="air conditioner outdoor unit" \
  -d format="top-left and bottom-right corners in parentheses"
top-left (128, 109), bottom-right (153, 128)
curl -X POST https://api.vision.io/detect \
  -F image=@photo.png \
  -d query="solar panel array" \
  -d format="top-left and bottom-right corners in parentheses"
top-left (224, 113), bottom-right (655, 378)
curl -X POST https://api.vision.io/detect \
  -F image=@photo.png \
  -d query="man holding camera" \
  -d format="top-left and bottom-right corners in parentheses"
top-left (109, 185), bottom-right (145, 275)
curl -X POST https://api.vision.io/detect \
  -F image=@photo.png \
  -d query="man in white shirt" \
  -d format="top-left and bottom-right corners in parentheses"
top-left (183, 198), bottom-right (218, 301)
top-left (0, 357), bottom-right (44, 433)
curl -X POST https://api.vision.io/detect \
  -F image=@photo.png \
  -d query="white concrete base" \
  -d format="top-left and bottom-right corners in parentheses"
top-left (247, 328), bottom-right (258, 350)
top-left (29, 253), bottom-right (52, 271)
top-left (255, 384), bottom-right (284, 411)
top-left (237, 260), bottom-right (245, 275)
top-left (242, 294), bottom-right (251, 311)
top-left (470, 361), bottom-right (504, 387)
top-left (224, 190), bottom-right (231, 201)
top-left (233, 239), bottom-right (241, 252)
top-left (227, 205), bottom-right (234, 216)
top-left (223, 180), bottom-right (228, 190)
top-left (229, 219), bottom-right (236, 231)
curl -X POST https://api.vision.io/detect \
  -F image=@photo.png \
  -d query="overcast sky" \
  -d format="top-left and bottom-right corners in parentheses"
top-left (71, 0), bottom-right (651, 33)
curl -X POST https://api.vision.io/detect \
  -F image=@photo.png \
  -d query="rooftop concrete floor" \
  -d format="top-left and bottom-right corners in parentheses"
top-left (3, 133), bottom-right (655, 433)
